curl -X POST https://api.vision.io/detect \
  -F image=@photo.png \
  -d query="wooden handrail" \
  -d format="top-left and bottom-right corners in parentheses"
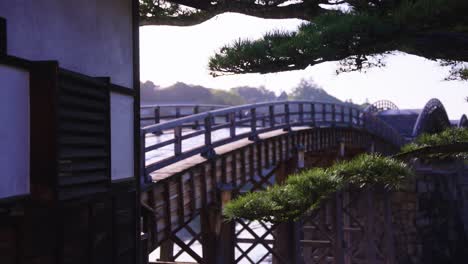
top-left (141, 101), bottom-right (405, 183)
top-left (140, 104), bottom-right (228, 126)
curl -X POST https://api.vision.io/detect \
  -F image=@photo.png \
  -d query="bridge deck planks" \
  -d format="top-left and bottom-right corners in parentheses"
top-left (149, 128), bottom-right (292, 182)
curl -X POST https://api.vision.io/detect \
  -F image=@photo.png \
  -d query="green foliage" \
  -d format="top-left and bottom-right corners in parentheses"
top-left (394, 0), bottom-right (468, 28)
top-left (209, 12), bottom-right (398, 75)
top-left (224, 154), bottom-right (412, 222)
top-left (206, 0), bottom-right (468, 76)
top-left (401, 128), bottom-right (468, 159)
top-left (462, 69), bottom-right (468, 80)
top-left (142, 0), bottom-right (468, 75)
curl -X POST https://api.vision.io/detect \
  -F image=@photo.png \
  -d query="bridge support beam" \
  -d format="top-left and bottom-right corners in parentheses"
top-left (200, 186), bottom-right (235, 264)
top-left (273, 159), bottom-right (300, 264)
top-left (159, 240), bottom-right (174, 262)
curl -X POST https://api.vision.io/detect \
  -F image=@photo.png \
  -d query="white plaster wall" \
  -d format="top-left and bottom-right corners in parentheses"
top-left (0, 65), bottom-right (30, 199)
top-left (110, 92), bottom-right (134, 181)
top-left (0, 0), bottom-right (134, 88)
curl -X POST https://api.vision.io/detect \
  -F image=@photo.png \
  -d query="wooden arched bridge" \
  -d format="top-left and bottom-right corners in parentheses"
top-left (139, 100), bottom-right (467, 264)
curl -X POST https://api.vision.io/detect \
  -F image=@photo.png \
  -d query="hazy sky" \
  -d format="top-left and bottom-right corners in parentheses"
top-left (140, 13), bottom-right (467, 119)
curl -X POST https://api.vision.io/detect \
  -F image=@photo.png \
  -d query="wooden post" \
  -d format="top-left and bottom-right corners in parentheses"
top-left (200, 207), bottom-right (219, 264)
top-left (370, 141), bottom-right (375, 154)
top-left (299, 103), bottom-right (304, 124)
top-left (201, 185), bottom-right (235, 264)
top-left (331, 104), bottom-right (336, 126)
top-left (269, 105), bottom-right (275, 127)
top-left (310, 103), bottom-right (316, 126)
top-left (202, 114), bottom-right (216, 159)
top-left (174, 127), bottom-right (182, 156)
top-left (193, 105), bottom-right (200, 129)
top-left (322, 104), bottom-right (326, 123)
top-left (339, 139), bottom-right (345, 159)
top-left (229, 112), bottom-right (236, 138)
top-left (152, 106), bottom-right (163, 135)
top-left (297, 144), bottom-right (305, 170)
top-left (340, 105), bottom-right (345, 124)
top-left (273, 161), bottom-right (298, 264)
top-left (248, 108), bottom-right (259, 141)
top-left (159, 240), bottom-right (174, 262)
top-left (154, 106), bottom-right (161, 124)
top-left (284, 103), bottom-right (291, 131)
top-left (357, 110), bottom-right (362, 127)
top-left (218, 187), bottom-right (235, 264)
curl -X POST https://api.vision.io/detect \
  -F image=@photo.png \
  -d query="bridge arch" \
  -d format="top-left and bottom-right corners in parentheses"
top-left (412, 98), bottom-right (451, 137)
top-left (459, 114), bottom-right (468, 128)
top-left (365, 100), bottom-right (399, 113)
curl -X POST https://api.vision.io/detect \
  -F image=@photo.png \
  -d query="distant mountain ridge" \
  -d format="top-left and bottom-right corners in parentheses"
top-left (140, 79), bottom-right (343, 106)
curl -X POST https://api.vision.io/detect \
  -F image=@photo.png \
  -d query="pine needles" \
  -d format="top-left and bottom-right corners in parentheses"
top-left (401, 127), bottom-right (468, 159)
top-left (224, 154), bottom-right (412, 222)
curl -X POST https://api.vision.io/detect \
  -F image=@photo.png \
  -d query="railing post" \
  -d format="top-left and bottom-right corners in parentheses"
top-left (348, 108), bottom-right (353, 127)
top-left (331, 104), bottom-right (336, 126)
top-left (174, 126), bottom-right (182, 156)
top-left (175, 107), bottom-right (181, 118)
top-left (284, 103), bottom-right (291, 131)
top-left (269, 105), bottom-right (275, 127)
top-left (154, 106), bottom-right (160, 124)
top-left (310, 103), bottom-right (315, 126)
top-left (359, 111), bottom-right (363, 128)
top-left (193, 105), bottom-right (200, 129)
top-left (340, 105), bottom-right (345, 124)
top-left (299, 103), bottom-right (304, 124)
top-left (229, 112), bottom-right (236, 138)
top-left (322, 104), bottom-right (326, 123)
top-left (248, 108), bottom-right (259, 141)
top-left (202, 114), bottom-right (216, 159)
top-left (152, 106), bottom-right (163, 135)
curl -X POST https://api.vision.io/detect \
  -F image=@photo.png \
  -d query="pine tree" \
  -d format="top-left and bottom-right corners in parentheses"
top-left (140, 0), bottom-right (468, 79)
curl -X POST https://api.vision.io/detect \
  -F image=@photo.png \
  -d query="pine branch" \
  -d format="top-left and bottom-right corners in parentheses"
top-left (140, 0), bottom-right (327, 26)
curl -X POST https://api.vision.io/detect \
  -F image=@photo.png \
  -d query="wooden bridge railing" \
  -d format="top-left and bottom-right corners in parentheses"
top-left (140, 104), bottom-right (228, 127)
top-left (141, 101), bottom-right (405, 184)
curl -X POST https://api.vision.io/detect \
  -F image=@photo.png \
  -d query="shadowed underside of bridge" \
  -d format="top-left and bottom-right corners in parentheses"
top-left (139, 99), bottom-right (466, 264)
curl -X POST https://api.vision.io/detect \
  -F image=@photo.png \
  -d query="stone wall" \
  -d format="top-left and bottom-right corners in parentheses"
top-left (392, 160), bottom-right (468, 264)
